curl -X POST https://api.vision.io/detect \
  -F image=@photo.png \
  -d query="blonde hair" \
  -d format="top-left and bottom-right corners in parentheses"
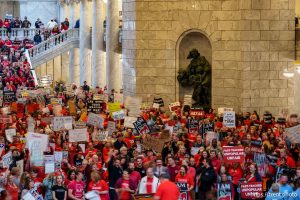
top-left (91, 171), bottom-right (101, 182)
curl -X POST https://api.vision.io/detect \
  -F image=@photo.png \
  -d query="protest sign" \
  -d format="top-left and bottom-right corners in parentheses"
top-left (153, 97), bottom-right (164, 107)
top-left (45, 162), bottom-right (55, 174)
top-left (191, 147), bottom-right (200, 156)
top-left (79, 143), bottom-right (85, 153)
top-left (5, 129), bottom-right (16, 143)
top-left (133, 117), bottom-right (151, 135)
top-left (183, 95), bottom-right (192, 106)
top-left (44, 155), bottom-right (54, 163)
top-left (0, 143), bottom-right (5, 156)
top-left (240, 182), bottom-right (263, 199)
top-left (176, 182), bottom-right (188, 200)
top-left (87, 100), bottom-right (102, 114)
top-left (53, 104), bottom-right (62, 116)
top-left (223, 111), bottom-right (236, 128)
top-left (218, 107), bottom-right (233, 116)
top-left (223, 146), bottom-right (245, 163)
top-left (112, 110), bottom-right (125, 120)
top-left (2, 151), bottom-right (12, 168)
top-left (54, 151), bottom-right (63, 162)
top-left (87, 113), bottom-right (104, 128)
top-left (190, 108), bottom-right (205, 117)
top-left (2, 107), bottom-right (11, 115)
top-left (92, 131), bottom-right (108, 141)
top-left (22, 191), bottom-right (35, 200)
top-left (0, 115), bottom-right (12, 124)
top-left (124, 116), bottom-right (136, 128)
top-left (69, 128), bottom-right (88, 142)
top-left (286, 124), bottom-right (300, 143)
top-left (188, 119), bottom-right (199, 133)
top-left (27, 133), bottom-right (49, 166)
top-left (3, 91), bottom-right (16, 103)
top-left (169, 102), bottom-right (181, 112)
top-left (143, 134), bottom-right (169, 153)
top-left (16, 159), bottom-right (24, 174)
top-left (125, 96), bottom-right (141, 117)
top-left (107, 102), bottom-right (121, 113)
top-left (42, 107), bottom-right (50, 114)
top-left (107, 121), bottom-right (116, 135)
top-left (52, 116), bottom-right (73, 131)
top-left (75, 121), bottom-right (87, 129)
top-left (68, 100), bottom-right (77, 115)
top-left (201, 122), bottom-right (214, 135)
top-left (51, 98), bottom-right (62, 105)
top-left (62, 151), bottom-right (68, 160)
top-left (28, 117), bottom-right (35, 132)
top-left (205, 131), bottom-right (218, 145)
top-left (217, 182), bottom-right (232, 200)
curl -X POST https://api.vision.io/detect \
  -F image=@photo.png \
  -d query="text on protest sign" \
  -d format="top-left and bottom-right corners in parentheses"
top-left (285, 124), bottom-right (300, 143)
top-left (107, 102), bottom-right (121, 113)
top-left (188, 119), bottom-right (199, 133)
top-left (5, 129), bottom-right (16, 143)
top-left (87, 113), bottom-right (104, 128)
top-left (112, 110), bottom-right (125, 120)
top-left (124, 116), bottom-right (137, 128)
top-left (3, 91), bottom-right (16, 103)
top-left (133, 117), bottom-right (151, 135)
top-left (107, 121), bottom-right (116, 135)
top-left (87, 100), bottom-right (102, 114)
top-left (2, 151), bottom-right (12, 168)
top-left (176, 182), bottom-right (189, 200)
top-left (223, 146), bottom-right (245, 163)
top-left (52, 116), bottom-right (73, 131)
top-left (27, 133), bottom-right (49, 166)
top-left (143, 134), bottom-right (169, 153)
top-left (190, 109), bottom-right (205, 118)
top-left (223, 111), bottom-right (236, 128)
top-left (92, 131), bottom-right (108, 141)
top-left (0, 115), bottom-right (12, 124)
top-left (125, 96), bottom-right (141, 117)
top-left (69, 128), bottom-right (88, 142)
top-left (217, 182), bottom-right (232, 200)
top-left (169, 102), bottom-right (181, 112)
top-left (240, 182), bottom-right (263, 199)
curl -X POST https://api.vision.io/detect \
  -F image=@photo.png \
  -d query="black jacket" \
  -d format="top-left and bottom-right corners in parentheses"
top-left (108, 156), bottom-right (123, 187)
top-left (198, 166), bottom-right (216, 191)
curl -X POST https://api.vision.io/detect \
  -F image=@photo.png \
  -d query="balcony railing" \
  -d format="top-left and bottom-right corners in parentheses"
top-left (0, 28), bottom-right (44, 39)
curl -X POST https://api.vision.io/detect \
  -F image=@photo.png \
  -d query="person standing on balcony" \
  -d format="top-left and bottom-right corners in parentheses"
top-left (33, 32), bottom-right (42, 45)
top-left (14, 17), bottom-right (22, 28)
top-left (47, 19), bottom-right (57, 30)
top-left (63, 18), bottom-right (69, 29)
top-left (21, 16), bottom-right (31, 37)
top-left (35, 18), bottom-right (43, 29)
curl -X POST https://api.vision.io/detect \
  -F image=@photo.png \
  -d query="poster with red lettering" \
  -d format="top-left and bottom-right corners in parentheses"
top-left (223, 146), bottom-right (245, 163)
top-left (240, 182), bottom-right (263, 199)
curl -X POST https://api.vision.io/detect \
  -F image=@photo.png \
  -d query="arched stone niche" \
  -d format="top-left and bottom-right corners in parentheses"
top-left (176, 30), bottom-right (212, 104)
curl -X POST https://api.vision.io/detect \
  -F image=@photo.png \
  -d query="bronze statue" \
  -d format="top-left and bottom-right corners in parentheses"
top-left (177, 49), bottom-right (211, 106)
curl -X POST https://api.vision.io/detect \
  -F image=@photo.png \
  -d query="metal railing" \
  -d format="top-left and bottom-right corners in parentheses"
top-left (0, 28), bottom-right (44, 39)
top-left (28, 28), bottom-right (79, 59)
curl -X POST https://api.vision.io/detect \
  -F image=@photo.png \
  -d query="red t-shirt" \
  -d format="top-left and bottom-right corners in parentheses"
top-left (119, 179), bottom-right (130, 200)
top-left (168, 165), bottom-right (180, 182)
top-left (155, 180), bottom-right (180, 200)
top-left (68, 180), bottom-right (84, 199)
top-left (146, 177), bottom-right (153, 194)
top-left (87, 180), bottom-right (109, 200)
top-left (5, 184), bottom-right (18, 200)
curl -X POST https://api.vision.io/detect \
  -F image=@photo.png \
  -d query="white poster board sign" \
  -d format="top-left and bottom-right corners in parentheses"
top-left (87, 113), bottom-right (104, 128)
top-left (5, 129), bottom-right (16, 143)
top-left (107, 121), bottom-right (116, 135)
top-left (45, 162), bottom-right (55, 174)
top-left (52, 116), bottom-right (73, 131)
top-left (27, 133), bottom-right (49, 166)
top-left (2, 151), bottom-right (12, 168)
top-left (69, 128), bottom-right (88, 142)
top-left (223, 111), bottom-right (236, 128)
top-left (125, 96), bottom-right (141, 117)
top-left (112, 110), bottom-right (125, 120)
top-left (124, 116), bottom-right (137, 128)
top-left (92, 131), bottom-right (108, 141)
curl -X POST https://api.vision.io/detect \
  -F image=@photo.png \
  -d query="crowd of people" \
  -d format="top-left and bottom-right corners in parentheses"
top-left (0, 78), bottom-right (298, 200)
top-left (0, 16), bottom-right (71, 45)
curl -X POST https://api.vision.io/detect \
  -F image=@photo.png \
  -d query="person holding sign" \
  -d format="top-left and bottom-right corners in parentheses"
top-left (175, 165), bottom-right (194, 200)
top-left (87, 171), bottom-right (109, 200)
top-left (244, 163), bottom-right (262, 183)
top-left (68, 171), bottom-right (85, 200)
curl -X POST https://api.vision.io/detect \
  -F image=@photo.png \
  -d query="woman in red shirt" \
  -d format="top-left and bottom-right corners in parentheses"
top-left (115, 170), bottom-right (136, 200)
top-left (87, 171), bottom-right (109, 200)
top-left (244, 163), bottom-right (262, 183)
top-left (175, 165), bottom-right (194, 200)
top-left (5, 174), bottom-right (19, 200)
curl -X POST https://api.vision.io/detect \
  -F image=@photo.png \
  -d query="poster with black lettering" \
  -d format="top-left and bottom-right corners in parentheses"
top-left (200, 122), bottom-right (214, 135)
top-left (223, 111), bottom-right (235, 128)
top-left (3, 91), bottom-right (16, 103)
top-left (217, 182), bottom-right (232, 200)
top-left (188, 119), bottom-right (199, 133)
top-left (153, 97), bottom-right (164, 107)
top-left (133, 117), bottom-right (151, 135)
top-left (87, 100), bottom-right (102, 114)
top-left (176, 182), bottom-right (189, 200)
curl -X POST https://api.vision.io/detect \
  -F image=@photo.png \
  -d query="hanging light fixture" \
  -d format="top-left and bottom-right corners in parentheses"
top-left (282, 69), bottom-right (295, 78)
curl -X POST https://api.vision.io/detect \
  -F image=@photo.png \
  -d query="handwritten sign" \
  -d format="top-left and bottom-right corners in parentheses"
top-left (223, 111), bottom-right (235, 128)
top-left (27, 133), bottom-right (49, 166)
top-left (107, 121), bottom-right (116, 135)
top-left (87, 100), bottom-right (102, 114)
top-left (107, 102), bottom-right (121, 113)
top-left (5, 129), bottom-right (16, 143)
top-left (45, 162), bottom-right (55, 174)
top-left (223, 146), bottom-right (244, 163)
top-left (133, 117), bottom-right (151, 135)
top-left (124, 116), bottom-right (136, 128)
top-left (92, 131), bottom-right (108, 141)
top-left (87, 113), bottom-right (104, 128)
top-left (125, 96), bottom-right (141, 117)
top-left (69, 128), bottom-right (88, 142)
top-left (169, 102), bottom-right (181, 112)
top-left (54, 151), bottom-right (63, 162)
top-left (52, 116), bottom-right (73, 131)
top-left (3, 91), bottom-right (16, 103)
top-left (2, 151), bottom-right (12, 168)
top-left (112, 110), bottom-right (125, 120)
top-left (286, 124), bottom-right (300, 143)
top-left (53, 104), bottom-right (62, 116)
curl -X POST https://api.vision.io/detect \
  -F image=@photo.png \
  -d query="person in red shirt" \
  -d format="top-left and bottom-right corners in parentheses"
top-left (276, 149), bottom-right (296, 168)
top-left (5, 174), bottom-right (18, 200)
top-left (154, 173), bottom-right (180, 200)
top-left (115, 170), bottom-right (136, 200)
top-left (175, 165), bottom-right (194, 200)
top-left (228, 162), bottom-right (243, 199)
top-left (167, 157), bottom-right (180, 182)
top-left (210, 150), bottom-right (221, 175)
top-left (87, 171), bottom-right (109, 200)
top-left (244, 163), bottom-right (262, 183)
top-left (68, 171), bottom-right (85, 200)
top-left (128, 162), bottom-right (141, 187)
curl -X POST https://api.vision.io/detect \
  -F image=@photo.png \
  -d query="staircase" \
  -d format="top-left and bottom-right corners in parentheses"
top-left (28, 28), bottom-right (80, 67)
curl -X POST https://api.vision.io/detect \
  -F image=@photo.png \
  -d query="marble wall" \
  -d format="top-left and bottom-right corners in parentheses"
top-left (0, 2), bottom-right (19, 19)
top-left (122, 0), bottom-right (295, 115)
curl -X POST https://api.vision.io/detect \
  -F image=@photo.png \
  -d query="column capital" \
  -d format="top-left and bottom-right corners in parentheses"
top-left (59, 0), bottom-right (81, 6)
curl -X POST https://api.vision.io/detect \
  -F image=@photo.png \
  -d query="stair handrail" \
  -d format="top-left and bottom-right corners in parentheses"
top-left (28, 28), bottom-right (79, 59)
top-left (0, 27), bottom-right (44, 38)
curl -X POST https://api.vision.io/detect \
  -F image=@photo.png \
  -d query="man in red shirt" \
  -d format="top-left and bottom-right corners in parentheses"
top-left (167, 157), bottom-right (180, 182)
top-left (154, 173), bottom-right (180, 200)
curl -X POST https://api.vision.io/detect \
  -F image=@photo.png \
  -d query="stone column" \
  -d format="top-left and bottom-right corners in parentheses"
top-left (92, 0), bottom-right (105, 88)
top-left (68, 2), bottom-right (75, 84)
top-left (79, 0), bottom-right (91, 85)
top-left (106, 0), bottom-right (120, 91)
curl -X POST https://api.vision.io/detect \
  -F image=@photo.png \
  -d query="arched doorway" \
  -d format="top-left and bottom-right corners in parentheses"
top-left (175, 30), bottom-right (212, 107)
